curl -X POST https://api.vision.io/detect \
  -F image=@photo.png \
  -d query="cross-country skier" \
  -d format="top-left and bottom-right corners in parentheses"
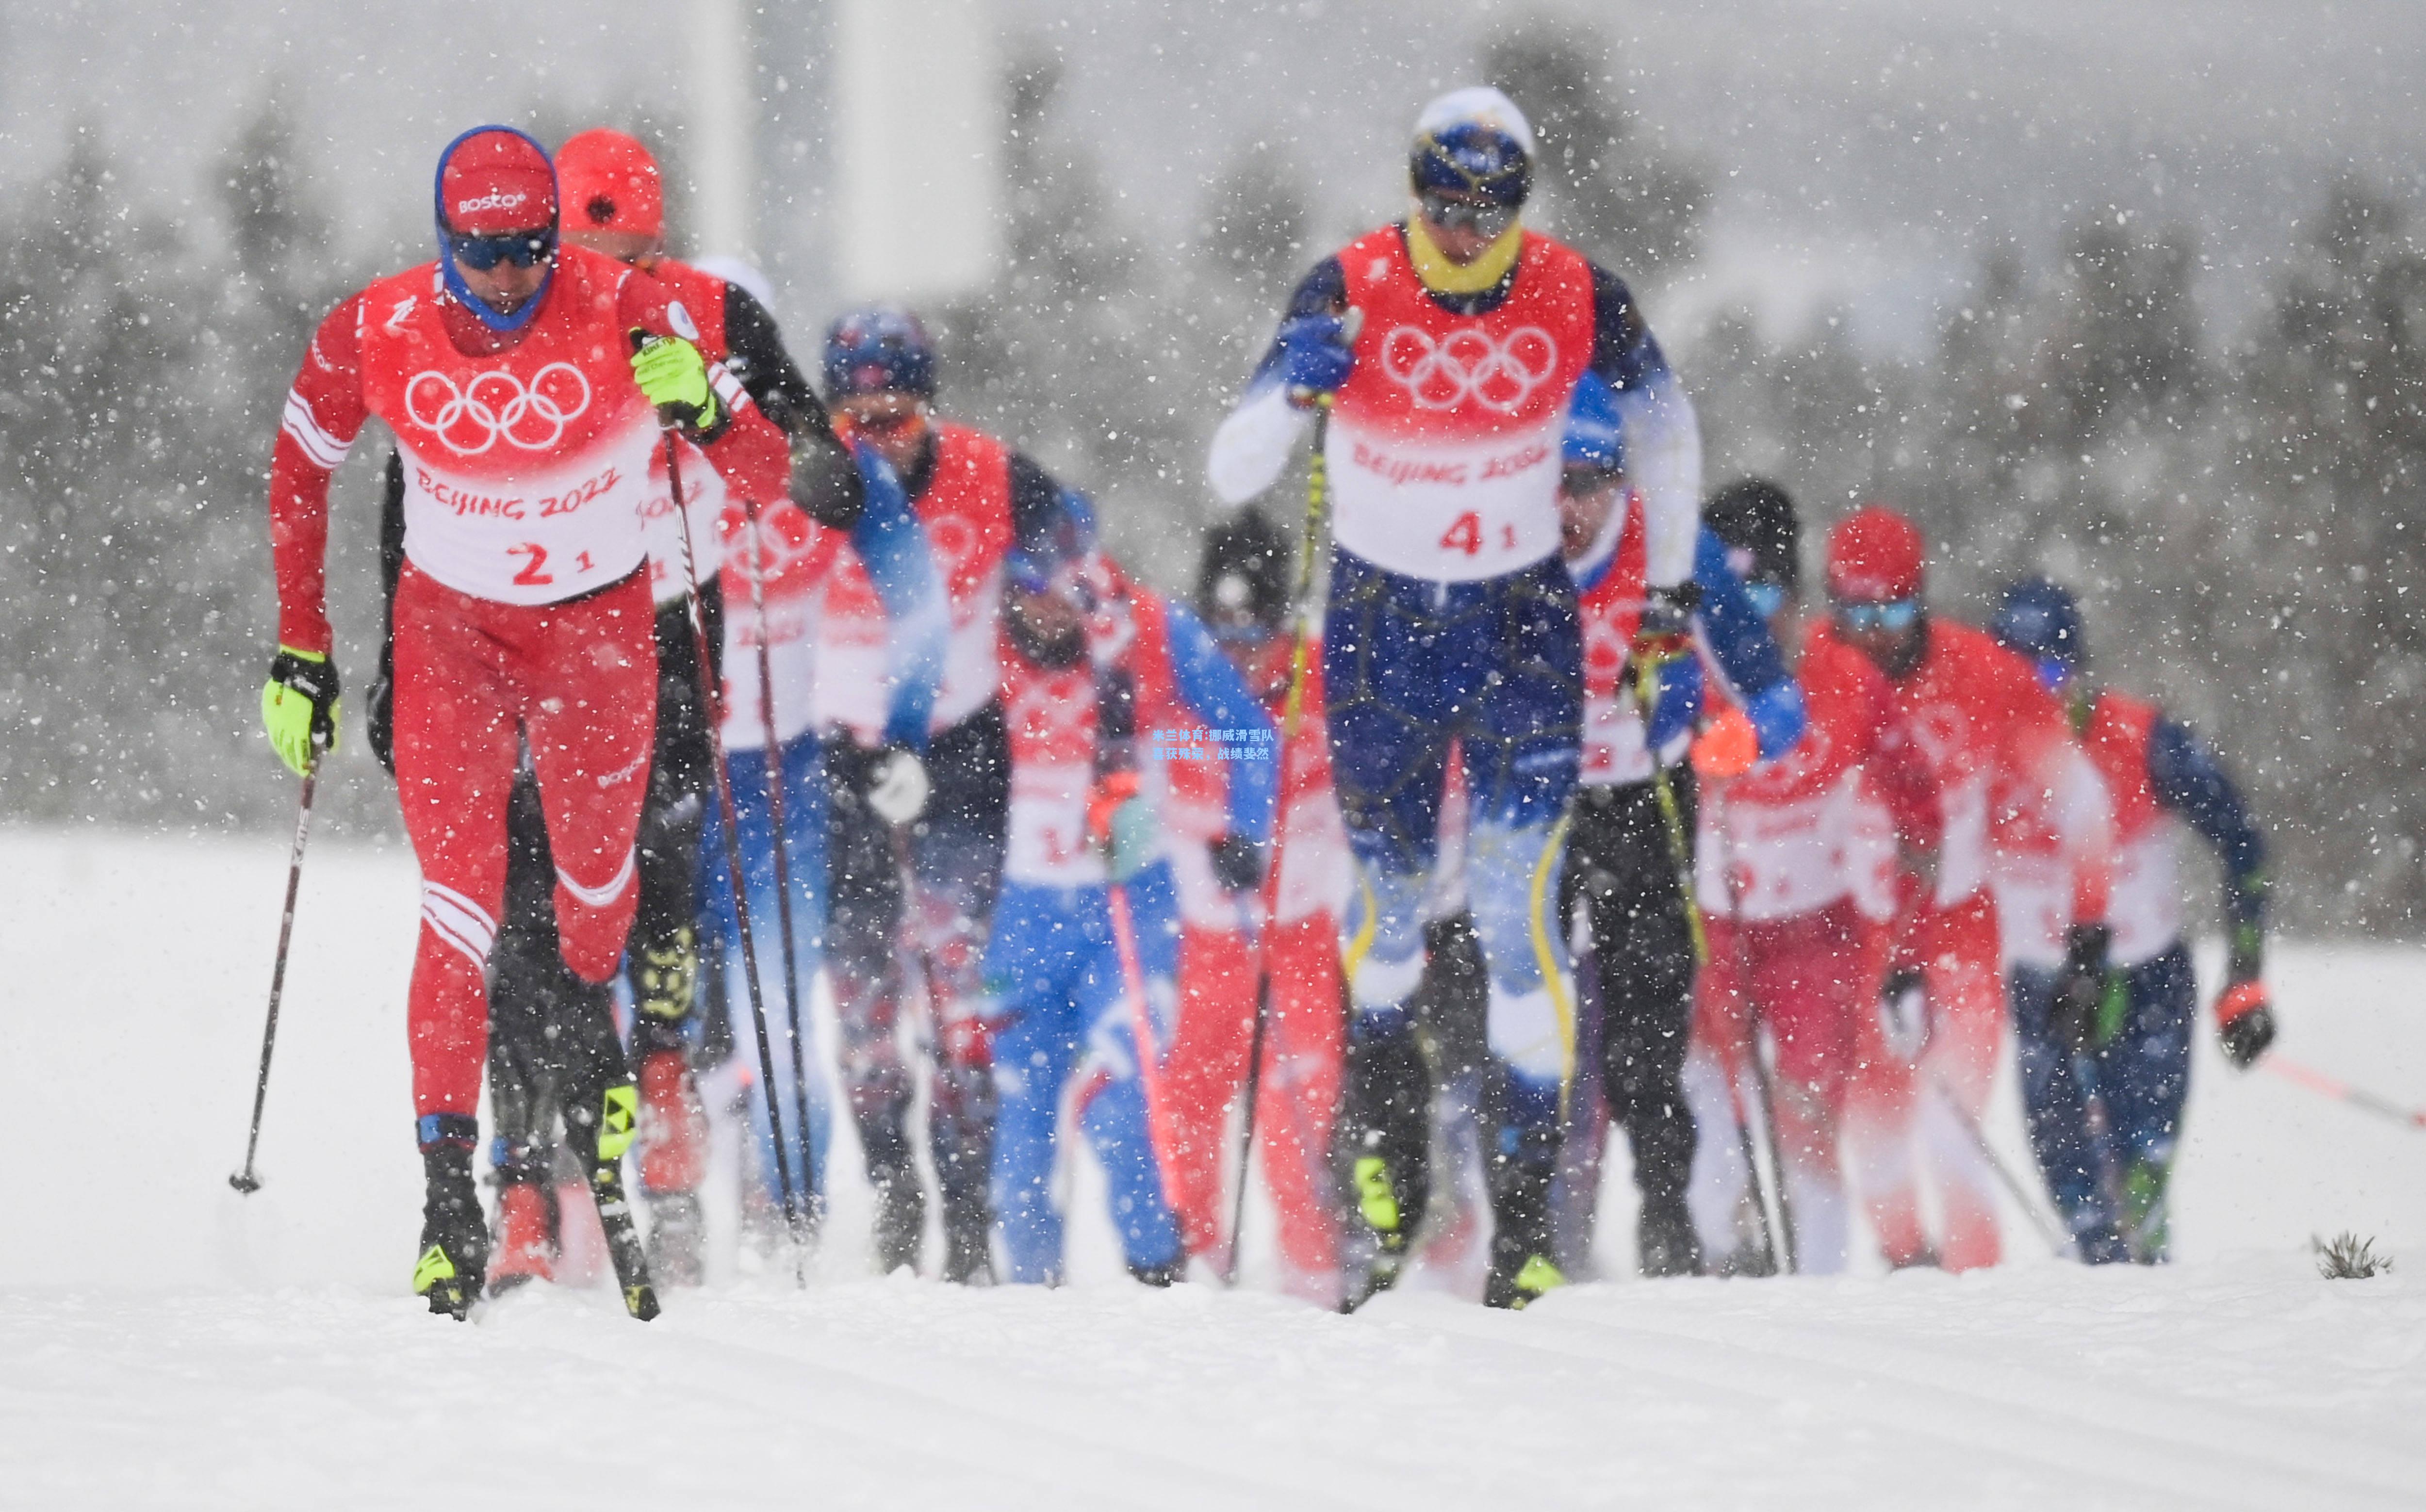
top-left (811, 306), bottom-right (1078, 1281)
top-left (978, 508), bottom-right (1276, 1286)
top-left (1812, 506), bottom-right (2112, 1272)
top-left (472, 127), bottom-right (845, 1291)
top-left (1206, 85), bottom-right (1702, 1308)
top-left (1154, 507), bottom-right (1354, 1299)
top-left (1549, 413), bottom-right (1807, 1277)
top-left (262, 127), bottom-right (790, 1317)
top-left (1681, 482), bottom-right (1940, 1276)
top-left (701, 410), bottom-right (946, 1255)
top-left (1990, 577), bottom-right (2276, 1262)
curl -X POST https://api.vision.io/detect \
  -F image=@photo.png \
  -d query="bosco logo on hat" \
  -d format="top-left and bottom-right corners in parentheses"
top-left (438, 127), bottom-right (558, 234)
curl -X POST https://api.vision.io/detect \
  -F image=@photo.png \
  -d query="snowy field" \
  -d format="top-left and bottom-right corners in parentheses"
top-left (4, 827), bottom-right (2423, 1509)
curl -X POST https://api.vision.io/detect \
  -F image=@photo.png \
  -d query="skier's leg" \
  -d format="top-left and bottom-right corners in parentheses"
top-left (1682, 917), bottom-right (1759, 1268)
top-left (1324, 560), bottom-right (1455, 1289)
top-left (1076, 864), bottom-right (1186, 1283)
top-left (1156, 839), bottom-right (1258, 1260)
top-left (1752, 907), bottom-right (1863, 1275)
top-left (1843, 959), bottom-right (1929, 1267)
top-left (485, 762), bottom-right (568, 1290)
top-left (1570, 776), bottom-right (1701, 1277)
top-left (910, 703), bottom-right (1010, 1284)
top-left (1918, 894), bottom-right (2007, 1271)
top-left (2010, 964), bottom-right (2122, 1259)
top-left (1458, 558), bottom-right (1585, 1307)
top-left (2103, 943), bottom-right (2195, 1262)
top-left (823, 740), bottom-right (919, 1268)
top-left (390, 568), bottom-right (525, 1312)
top-left (982, 881), bottom-right (1081, 1285)
top-left (628, 595), bottom-right (717, 1281)
top-left (1257, 910), bottom-right (1345, 1295)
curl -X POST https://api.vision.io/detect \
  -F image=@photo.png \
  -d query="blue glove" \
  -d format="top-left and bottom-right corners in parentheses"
top-left (1744, 679), bottom-right (1807, 761)
top-left (1278, 314), bottom-right (1354, 401)
top-left (1644, 650), bottom-right (1704, 753)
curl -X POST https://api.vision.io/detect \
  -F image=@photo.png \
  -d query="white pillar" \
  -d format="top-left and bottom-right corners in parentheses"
top-left (833, 0), bottom-right (1002, 306)
top-left (690, 0), bottom-right (759, 262)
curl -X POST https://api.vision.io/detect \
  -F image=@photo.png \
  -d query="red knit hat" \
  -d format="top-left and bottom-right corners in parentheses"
top-left (557, 129), bottom-right (664, 239)
top-left (438, 128), bottom-right (557, 234)
top-left (1826, 504), bottom-right (1927, 601)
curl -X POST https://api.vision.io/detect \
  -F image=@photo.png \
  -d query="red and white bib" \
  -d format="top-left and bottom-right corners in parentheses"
top-left (1573, 490), bottom-right (1656, 784)
top-left (1328, 228), bottom-right (1594, 582)
top-left (358, 247), bottom-right (661, 604)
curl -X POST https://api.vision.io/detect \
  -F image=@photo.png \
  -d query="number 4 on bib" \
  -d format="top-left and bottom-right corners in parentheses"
top-left (1439, 511), bottom-right (1482, 557)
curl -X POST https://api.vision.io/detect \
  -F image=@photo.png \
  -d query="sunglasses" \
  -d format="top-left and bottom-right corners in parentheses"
top-left (1832, 597), bottom-right (1920, 634)
top-left (448, 228), bottom-right (557, 271)
top-left (1417, 190), bottom-right (1518, 240)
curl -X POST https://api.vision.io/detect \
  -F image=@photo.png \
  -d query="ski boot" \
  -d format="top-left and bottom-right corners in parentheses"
top-left (1127, 1258), bottom-right (1180, 1287)
top-left (1341, 1023), bottom-right (1433, 1311)
top-left (635, 1042), bottom-right (708, 1287)
top-left (414, 1116), bottom-right (489, 1320)
top-left (938, 1169), bottom-right (994, 1285)
top-left (2120, 1156), bottom-right (2172, 1265)
top-left (486, 1135), bottom-right (561, 1294)
top-left (1636, 1194), bottom-right (1705, 1279)
top-left (566, 1077), bottom-right (661, 1321)
top-left (1484, 1131), bottom-right (1566, 1311)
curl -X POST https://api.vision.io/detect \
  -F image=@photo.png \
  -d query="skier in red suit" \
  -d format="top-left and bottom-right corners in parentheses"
top-left (261, 126), bottom-right (788, 1317)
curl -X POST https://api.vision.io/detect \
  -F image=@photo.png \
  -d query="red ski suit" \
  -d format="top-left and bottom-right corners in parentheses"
top-left (1805, 618), bottom-right (2111, 1270)
top-left (1158, 635), bottom-right (1352, 1288)
top-left (1693, 635), bottom-right (1938, 1272)
top-left (270, 245), bottom-right (787, 1120)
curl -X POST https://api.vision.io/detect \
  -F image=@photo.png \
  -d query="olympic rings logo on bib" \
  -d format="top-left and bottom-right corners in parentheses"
top-left (405, 363), bottom-right (592, 455)
top-left (1379, 325), bottom-right (1559, 412)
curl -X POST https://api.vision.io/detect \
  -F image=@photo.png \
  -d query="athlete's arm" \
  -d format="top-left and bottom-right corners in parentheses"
top-left (847, 446), bottom-right (949, 750)
top-left (1690, 527), bottom-right (1802, 757)
top-left (1165, 604), bottom-right (1279, 847)
top-left (1587, 262), bottom-right (1701, 591)
top-left (2148, 714), bottom-right (2268, 970)
top-left (268, 293), bottom-right (371, 657)
top-left (719, 283), bottom-right (823, 438)
top-left (1207, 257), bottom-right (1347, 507)
top-left (618, 272), bottom-right (790, 507)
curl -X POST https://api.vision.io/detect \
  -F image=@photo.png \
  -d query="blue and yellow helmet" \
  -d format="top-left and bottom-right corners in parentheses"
top-left (1409, 86), bottom-right (1535, 209)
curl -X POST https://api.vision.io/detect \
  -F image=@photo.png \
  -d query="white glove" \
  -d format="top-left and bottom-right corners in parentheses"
top-left (866, 747), bottom-right (931, 827)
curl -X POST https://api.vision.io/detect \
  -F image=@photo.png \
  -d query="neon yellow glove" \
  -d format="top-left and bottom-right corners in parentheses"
top-left (262, 647), bottom-right (340, 777)
top-left (630, 333), bottom-right (719, 432)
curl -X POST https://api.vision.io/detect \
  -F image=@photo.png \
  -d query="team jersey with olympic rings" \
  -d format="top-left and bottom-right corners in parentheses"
top-left (270, 244), bottom-right (785, 650)
top-left (1327, 228), bottom-right (1594, 583)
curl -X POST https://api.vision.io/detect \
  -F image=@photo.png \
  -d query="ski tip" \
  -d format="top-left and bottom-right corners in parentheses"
top-left (623, 1284), bottom-right (661, 1322)
top-left (228, 1172), bottom-right (261, 1195)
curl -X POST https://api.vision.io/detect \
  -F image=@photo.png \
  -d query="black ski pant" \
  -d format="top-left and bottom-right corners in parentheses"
top-left (823, 703), bottom-right (1010, 1214)
top-left (1562, 772), bottom-right (1701, 1216)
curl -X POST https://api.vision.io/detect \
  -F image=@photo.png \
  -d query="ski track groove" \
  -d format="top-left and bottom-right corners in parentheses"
top-left (1404, 1298), bottom-right (2411, 1511)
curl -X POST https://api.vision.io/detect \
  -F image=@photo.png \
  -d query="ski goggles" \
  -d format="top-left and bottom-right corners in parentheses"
top-left (1416, 189), bottom-right (1520, 241)
top-left (1831, 596), bottom-right (1920, 634)
top-left (447, 227), bottom-right (557, 271)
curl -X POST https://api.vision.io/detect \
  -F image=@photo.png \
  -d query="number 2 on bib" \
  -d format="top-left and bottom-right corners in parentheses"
top-left (508, 542), bottom-right (554, 586)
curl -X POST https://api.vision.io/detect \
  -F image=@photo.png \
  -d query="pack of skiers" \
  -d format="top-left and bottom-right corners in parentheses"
top-left (256, 93), bottom-right (2280, 1320)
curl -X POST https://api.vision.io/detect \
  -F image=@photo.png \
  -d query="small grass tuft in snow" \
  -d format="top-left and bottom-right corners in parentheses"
top-left (2312, 1232), bottom-right (2395, 1280)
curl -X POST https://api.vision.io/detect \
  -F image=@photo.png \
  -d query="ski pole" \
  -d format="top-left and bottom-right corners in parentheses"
top-left (229, 751), bottom-right (321, 1195)
top-left (661, 430), bottom-right (809, 1278)
top-left (2264, 1054), bottom-right (2426, 1130)
top-left (1701, 777), bottom-right (1794, 1273)
top-left (1925, 1070), bottom-right (2075, 1259)
top-left (1226, 355), bottom-right (1352, 1283)
top-left (741, 498), bottom-right (821, 1240)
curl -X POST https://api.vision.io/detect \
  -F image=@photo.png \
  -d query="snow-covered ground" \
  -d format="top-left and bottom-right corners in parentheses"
top-left (5, 828), bottom-right (2423, 1509)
